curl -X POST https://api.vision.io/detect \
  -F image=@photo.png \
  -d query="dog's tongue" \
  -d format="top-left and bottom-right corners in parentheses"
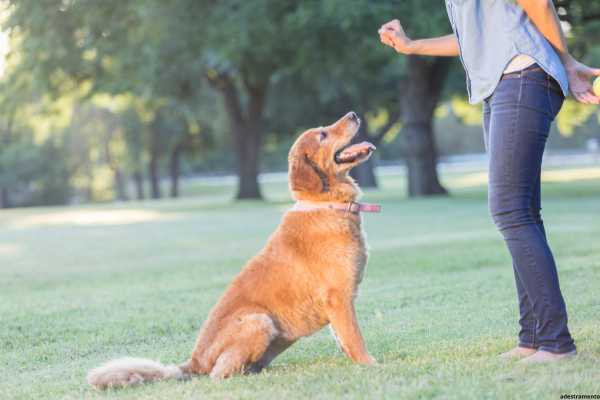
top-left (337, 141), bottom-right (376, 162)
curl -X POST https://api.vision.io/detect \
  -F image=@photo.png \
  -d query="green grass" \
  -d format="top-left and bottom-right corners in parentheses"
top-left (1, 166), bottom-right (600, 400)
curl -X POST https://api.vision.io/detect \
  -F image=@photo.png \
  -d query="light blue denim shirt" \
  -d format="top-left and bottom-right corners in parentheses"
top-left (445, 0), bottom-right (569, 104)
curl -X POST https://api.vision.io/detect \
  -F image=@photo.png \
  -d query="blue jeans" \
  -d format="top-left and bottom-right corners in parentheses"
top-left (483, 65), bottom-right (576, 354)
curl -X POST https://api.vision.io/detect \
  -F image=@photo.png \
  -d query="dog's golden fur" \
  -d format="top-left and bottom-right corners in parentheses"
top-left (88, 112), bottom-right (376, 390)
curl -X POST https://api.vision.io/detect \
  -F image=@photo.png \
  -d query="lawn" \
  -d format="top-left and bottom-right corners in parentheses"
top-left (1, 166), bottom-right (600, 400)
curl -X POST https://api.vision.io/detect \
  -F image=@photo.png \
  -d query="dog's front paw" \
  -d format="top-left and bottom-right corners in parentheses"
top-left (359, 355), bottom-right (377, 366)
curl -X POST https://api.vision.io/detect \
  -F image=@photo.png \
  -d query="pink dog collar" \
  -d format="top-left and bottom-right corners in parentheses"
top-left (292, 200), bottom-right (381, 214)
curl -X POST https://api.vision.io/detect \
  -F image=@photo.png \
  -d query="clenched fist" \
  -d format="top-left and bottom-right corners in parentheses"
top-left (378, 19), bottom-right (413, 54)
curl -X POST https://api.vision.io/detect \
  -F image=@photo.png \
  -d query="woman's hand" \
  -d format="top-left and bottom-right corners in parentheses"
top-left (563, 57), bottom-right (600, 104)
top-left (378, 19), bottom-right (413, 54)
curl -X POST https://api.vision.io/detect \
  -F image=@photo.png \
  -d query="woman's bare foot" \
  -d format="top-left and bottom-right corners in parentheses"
top-left (499, 346), bottom-right (538, 360)
top-left (519, 349), bottom-right (577, 364)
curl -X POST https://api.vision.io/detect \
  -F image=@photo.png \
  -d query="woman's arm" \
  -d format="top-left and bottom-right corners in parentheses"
top-left (516, 0), bottom-right (568, 57)
top-left (378, 19), bottom-right (459, 57)
top-left (516, 0), bottom-right (600, 104)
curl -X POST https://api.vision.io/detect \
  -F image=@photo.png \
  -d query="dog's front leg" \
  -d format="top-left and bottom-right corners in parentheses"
top-left (325, 290), bottom-right (376, 365)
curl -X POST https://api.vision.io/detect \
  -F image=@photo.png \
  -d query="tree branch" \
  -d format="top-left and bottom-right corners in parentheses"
top-left (206, 70), bottom-right (246, 129)
top-left (242, 71), bottom-right (269, 126)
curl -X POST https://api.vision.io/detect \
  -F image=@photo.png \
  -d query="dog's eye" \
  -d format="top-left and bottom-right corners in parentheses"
top-left (319, 131), bottom-right (327, 141)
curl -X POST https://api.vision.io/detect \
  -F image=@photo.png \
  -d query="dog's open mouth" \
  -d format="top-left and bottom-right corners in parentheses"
top-left (334, 141), bottom-right (376, 164)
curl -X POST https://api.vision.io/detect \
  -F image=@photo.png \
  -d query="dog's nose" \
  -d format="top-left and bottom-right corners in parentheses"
top-left (348, 111), bottom-right (358, 122)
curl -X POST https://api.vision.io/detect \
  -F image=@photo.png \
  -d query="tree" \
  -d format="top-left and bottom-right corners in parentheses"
top-left (401, 56), bottom-right (450, 196)
top-left (119, 107), bottom-right (147, 200)
top-left (269, 0), bottom-right (453, 194)
top-left (4, 0), bottom-right (211, 201)
top-left (388, 1), bottom-right (458, 196)
top-left (4, 0), bottom-right (455, 200)
top-left (203, 1), bottom-right (435, 197)
top-left (0, 129), bottom-right (71, 208)
top-left (205, 67), bottom-right (267, 199)
top-left (289, 0), bottom-right (403, 189)
top-left (201, 1), bottom-right (305, 199)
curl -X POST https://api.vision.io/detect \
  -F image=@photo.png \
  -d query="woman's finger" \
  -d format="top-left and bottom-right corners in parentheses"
top-left (380, 33), bottom-right (395, 47)
top-left (380, 36), bottom-right (394, 48)
top-left (573, 91), bottom-right (587, 104)
top-left (580, 65), bottom-right (600, 77)
top-left (578, 91), bottom-right (591, 104)
top-left (577, 91), bottom-right (594, 104)
top-left (581, 92), bottom-right (594, 104)
top-left (380, 30), bottom-right (397, 40)
top-left (381, 19), bottom-right (400, 31)
top-left (584, 91), bottom-right (600, 104)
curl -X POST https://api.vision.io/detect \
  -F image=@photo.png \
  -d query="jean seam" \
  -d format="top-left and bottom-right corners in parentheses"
top-left (509, 77), bottom-right (523, 184)
top-left (525, 235), bottom-right (550, 307)
top-left (529, 315), bottom-right (537, 347)
top-left (520, 237), bottom-right (544, 347)
top-left (520, 323), bottom-right (537, 348)
top-left (546, 75), bottom-right (553, 118)
top-left (500, 79), bottom-right (522, 184)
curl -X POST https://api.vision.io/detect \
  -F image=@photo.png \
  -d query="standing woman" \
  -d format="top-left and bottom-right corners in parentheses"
top-left (379, 0), bottom-right (600, 362)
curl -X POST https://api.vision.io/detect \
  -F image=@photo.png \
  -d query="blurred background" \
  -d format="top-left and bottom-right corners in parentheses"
top-left (0, 0), bottom-right (599, 208)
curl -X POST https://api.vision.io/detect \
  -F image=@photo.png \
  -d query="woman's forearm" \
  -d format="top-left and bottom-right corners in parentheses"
top-left (405, 35), bottom-right (460, 57)
top-left (516, 0), bottom-right (572, 63)
top-left (379, 20), bottom-right (459, 57)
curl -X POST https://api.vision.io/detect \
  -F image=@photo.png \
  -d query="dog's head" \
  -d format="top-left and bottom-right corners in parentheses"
top-left (288, 111), bottom-right (375, 202)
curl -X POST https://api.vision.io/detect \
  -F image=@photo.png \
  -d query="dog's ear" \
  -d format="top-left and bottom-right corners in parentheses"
top-left (289, 153), bottom-right (329, 194)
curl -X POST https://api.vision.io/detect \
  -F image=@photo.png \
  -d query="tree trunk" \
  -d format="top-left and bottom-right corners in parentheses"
top-left (86, 167), bottom-right (94, 202)
top-left (149, 154), bottom-right (161, 199)
top-left (148, 120), bottom-right (162, 200)
top-left (212, 73), bottom-right (266, 200)
top-left (351, 156), bottom-right (378, 188)
top-left (350, 118), bottom-right (378, 188)
top-left (0, 187), bottom-right (9, 208)
top-left (133, 171), bottom-right (144, 200)
top-left (1, 117), bottom-right (13, 208)
top-left (235, 122), bottom-right (262, 199)
top-left (101, 118), bottom-right (129, 202)
top-left (169, 144), bottom-right (182, 198)
top-left (234, 82), bottom-right (265, 200)
top-left (114, 168), bottom-right (128, 201)
top-left (401, 56), bottom-right (450, 197)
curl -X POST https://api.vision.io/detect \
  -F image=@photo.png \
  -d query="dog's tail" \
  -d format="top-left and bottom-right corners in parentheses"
top-left (87, 357), bottom-right (189, 390)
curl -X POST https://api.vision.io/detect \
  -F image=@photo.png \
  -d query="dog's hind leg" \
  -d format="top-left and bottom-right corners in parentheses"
top-left (209, 313), bottom-right (278, 379)
top-left (246, 337), bottom-right (294, 374)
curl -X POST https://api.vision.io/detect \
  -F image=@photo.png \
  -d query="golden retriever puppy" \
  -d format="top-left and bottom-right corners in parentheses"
top-left (87, 111), bottom-right (379, 390)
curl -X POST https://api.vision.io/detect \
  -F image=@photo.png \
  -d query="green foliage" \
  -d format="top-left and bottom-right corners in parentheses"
top-left (556, 99), bottom-right (597, 137)
top-left (557, 0), bottom-right (600, 61)
top-left (1, 0), bottom-right (599, 206)
top-left (0, 132), bottom-right (70, 206)
top-left (448, 97), bottom-right (483, 126)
